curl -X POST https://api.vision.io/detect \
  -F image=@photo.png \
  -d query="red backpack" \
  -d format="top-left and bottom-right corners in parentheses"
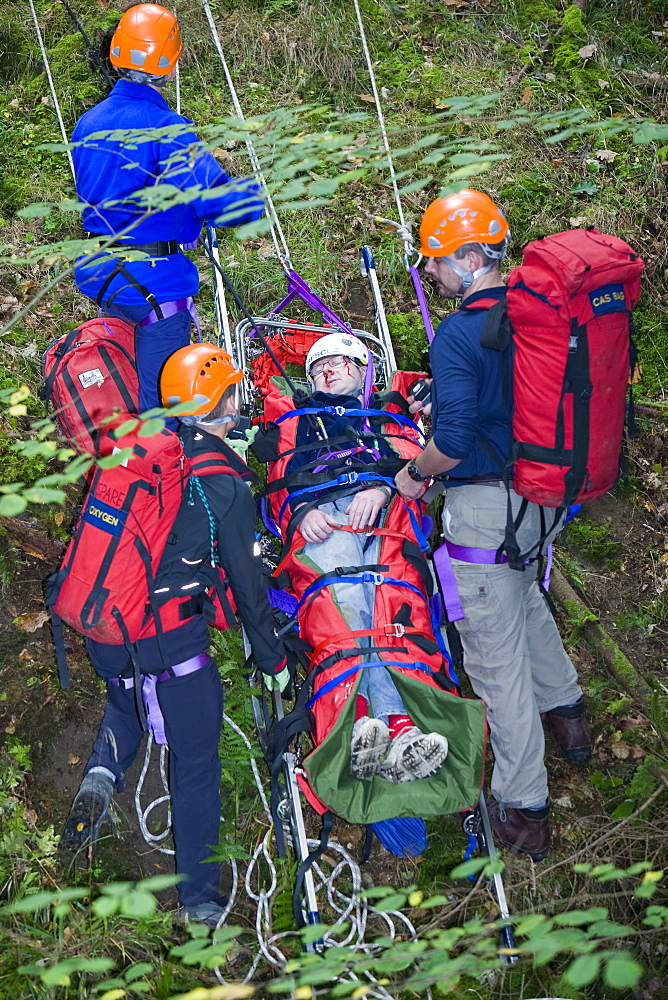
top-left (477, 228), bottom-right (644, 564)
top-left (41, 317), bottom-right (138, 453)
top-left (46, 415), bottom-right (241, 686)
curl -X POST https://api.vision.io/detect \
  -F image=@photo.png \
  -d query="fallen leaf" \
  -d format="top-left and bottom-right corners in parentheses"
top-left (54, 512), bottom-right (64, 526)
top-left (5, 718), bottom-right (17, 734)
top-left (18, 648), bottom-right (32, 662)
top-left (578, 44), bottom-right (597, 60)
top-left (596, 149), bottom-right (618, 162)
top-left (553, 795), bottom-right (573, 809)
top-left (15, 610), bottom-right (49, 633)
top-left (611, 743), bottom-right (630, 759)
top-left (10, 98), bottom-right (19, 107)
top-left (23, 809), bottom-right (38, 826)
top-left (521, 87), bottom-right (533, 105)
top-left (41, 95), bottom-right (53, 107)
top-left (67, 754), bottom-right (81, 766)
top-left (356, 93), bottom-right (376, 104)
top-left (598, 79), bottom-right (610, 88)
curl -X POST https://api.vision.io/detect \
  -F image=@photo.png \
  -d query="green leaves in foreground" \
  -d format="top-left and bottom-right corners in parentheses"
top-left (3, 868), bottom-right (666, 997)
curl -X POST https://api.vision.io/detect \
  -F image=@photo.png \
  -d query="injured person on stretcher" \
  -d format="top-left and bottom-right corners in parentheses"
top-left (259, 332), bottom-right (450, 787)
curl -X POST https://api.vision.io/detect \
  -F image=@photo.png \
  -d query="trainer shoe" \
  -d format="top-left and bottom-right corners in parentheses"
top-left (378, 726), bottom-right (448, 784)
top-left (350, 717), bottom-right (391, 779)
top-left (180, 894), bottom-right (230, 928)
top-left (59, 770), bottom-right (114, 863)
top-left (487, 799), bottom-right (551, 862)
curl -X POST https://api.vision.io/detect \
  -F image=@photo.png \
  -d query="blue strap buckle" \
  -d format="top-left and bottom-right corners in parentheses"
top-left (336, 471), bottom-right (359, 485)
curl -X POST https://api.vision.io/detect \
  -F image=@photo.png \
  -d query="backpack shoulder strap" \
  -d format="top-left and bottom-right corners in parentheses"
top-left (480, 299), bottom-right (511, 351)
top-left (188, 450), bottom-right (253, 481)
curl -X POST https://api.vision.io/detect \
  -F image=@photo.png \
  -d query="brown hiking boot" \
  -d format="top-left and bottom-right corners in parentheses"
top-left (542, 699), bottom-right (592, 764)
top-left (487, 799), bottom-right (551, 862)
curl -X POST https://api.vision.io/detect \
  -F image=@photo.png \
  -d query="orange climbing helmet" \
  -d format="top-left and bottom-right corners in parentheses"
top-left (161, 344), bottom-right (243, 416)
top-left (418, 189), bottom-right (510, 258)
top-left (110, 4), bottom-right (182, 77)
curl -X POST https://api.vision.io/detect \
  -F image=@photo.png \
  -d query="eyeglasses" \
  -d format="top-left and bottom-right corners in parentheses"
top-left (309, 356), bottom-right (351, 378)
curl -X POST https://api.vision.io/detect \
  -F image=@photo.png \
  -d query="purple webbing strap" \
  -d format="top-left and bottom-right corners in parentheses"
top-left (138, 296), bottom-right (202, 342)
top-left (110, 653), bottom-right (210, 746)
top-left (445, 541), bottom-right (509, 565)
top-left (432, 543), bottom-right (464, 623)
top-left (267, 268), bottom-right (357, 337)
top-left (409, 265), bottom-right (435, 344)
top-left (542, 544), bottom-right (553, 592)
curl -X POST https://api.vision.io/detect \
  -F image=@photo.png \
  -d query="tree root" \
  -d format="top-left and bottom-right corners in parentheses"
top-left (550, 564), bottom-right (654, 707)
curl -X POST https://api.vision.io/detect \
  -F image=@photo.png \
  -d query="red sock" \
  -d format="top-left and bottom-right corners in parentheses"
top-left (389, 714), bottom-right (413, 738)
top-left (356, 695), bottom-right (369, 721)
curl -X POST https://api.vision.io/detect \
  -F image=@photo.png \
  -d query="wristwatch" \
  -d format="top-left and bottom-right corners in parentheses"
top-left (406, 460), bottom-right (429, 483)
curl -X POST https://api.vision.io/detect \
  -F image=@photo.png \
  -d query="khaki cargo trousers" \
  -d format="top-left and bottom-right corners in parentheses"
top-left (442, 483), bottom-right (582, 809)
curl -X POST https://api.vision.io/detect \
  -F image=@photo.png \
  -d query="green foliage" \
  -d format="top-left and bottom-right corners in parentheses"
top-left (567, 517), bottom-right (622, 562)
top-left (386, 312), bottom-right (430, 372)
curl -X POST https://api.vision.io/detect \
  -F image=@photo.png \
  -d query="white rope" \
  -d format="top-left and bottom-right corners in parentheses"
top-left (200, 0), bottom-right (292, 265)
top-left (352, 0), bottom-right (405, 231)
top-left (28, 0), bottom-right (75, 180)
top-left (134, 712), bottom-right (428, 996)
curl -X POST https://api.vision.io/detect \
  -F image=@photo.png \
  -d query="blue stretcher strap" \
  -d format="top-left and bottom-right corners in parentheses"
top-left (275, 406), bottom-right (423, 438)
top-left (307, 659), bottom-right (432, 707)
top-left (278, 471), bottom-right (397, 524)
top-left (403, 499), bottom-right (430, 554)
top-left (295, 572), bottom-right (427, 615)
top-left (267, 588), bottom-right (299, 615)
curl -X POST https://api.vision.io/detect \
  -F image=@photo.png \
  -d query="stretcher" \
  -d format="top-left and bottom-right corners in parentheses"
top-left (227, 258), bottom-right (491, 945)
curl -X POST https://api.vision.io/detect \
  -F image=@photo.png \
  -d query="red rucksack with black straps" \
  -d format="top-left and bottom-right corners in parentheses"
top-left (45, 415), bottom-right (242, 686)
top-left (41, 317), bottom-right (138, 453)
top-left (474, 229), bottom-right (644, 564)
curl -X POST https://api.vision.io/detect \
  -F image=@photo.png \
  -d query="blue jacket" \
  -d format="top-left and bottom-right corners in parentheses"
top-left (430, 287), bottom-right (512, 482)
top-left (72, 80), bottom-right (263, 308)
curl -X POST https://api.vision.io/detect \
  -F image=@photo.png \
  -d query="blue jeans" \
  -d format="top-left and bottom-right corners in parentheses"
top-left (303, 495), bottom-right (406, 725)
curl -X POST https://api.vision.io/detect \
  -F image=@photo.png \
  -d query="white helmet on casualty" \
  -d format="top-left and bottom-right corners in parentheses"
top-left (305, 333), bottom-right (369, 384)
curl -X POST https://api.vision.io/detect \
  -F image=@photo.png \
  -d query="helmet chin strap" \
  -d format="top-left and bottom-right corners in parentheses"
top-left (443, 255), bottom-right (496, 297)
top-left (194, 384), bottom-right (241, 428)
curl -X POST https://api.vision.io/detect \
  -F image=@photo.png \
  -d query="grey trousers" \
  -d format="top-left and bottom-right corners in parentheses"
top-left (442, 483), bottom-right (582, 809)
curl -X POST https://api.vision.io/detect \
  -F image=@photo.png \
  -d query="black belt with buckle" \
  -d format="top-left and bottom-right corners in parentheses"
top-left (87, 236), bottom-right (180, 256)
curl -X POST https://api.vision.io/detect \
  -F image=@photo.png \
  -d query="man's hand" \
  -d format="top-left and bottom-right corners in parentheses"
top-left (407, 377), bottom-right (432, 417)
top-left (299, 507), bottom-right (338, 543)
top-left (345, 488), bottom-right (389, 530)
top-left (394, 462), bottom-right (429, 500)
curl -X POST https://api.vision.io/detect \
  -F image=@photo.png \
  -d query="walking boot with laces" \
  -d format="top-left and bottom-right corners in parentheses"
top-left (542, 697), bottom-right (592, 764)
top-left (59, 770), bottom-right (115, 865)
top-left (487, 799), bottom-right (551, 862)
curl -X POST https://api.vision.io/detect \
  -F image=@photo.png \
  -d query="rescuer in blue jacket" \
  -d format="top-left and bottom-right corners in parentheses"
top-left (71, 4), bottom-right (263, 413)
